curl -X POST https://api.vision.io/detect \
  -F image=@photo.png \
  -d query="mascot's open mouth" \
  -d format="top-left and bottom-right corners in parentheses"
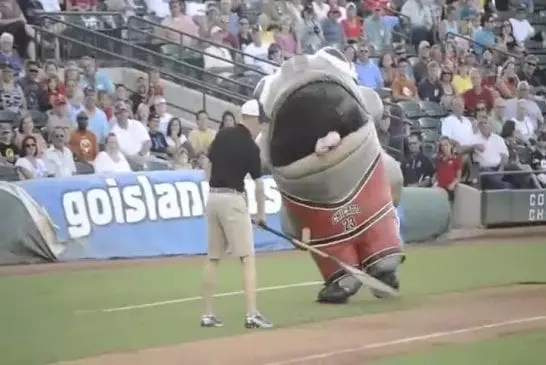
top-left (269, 80), bottom-right (368, 168)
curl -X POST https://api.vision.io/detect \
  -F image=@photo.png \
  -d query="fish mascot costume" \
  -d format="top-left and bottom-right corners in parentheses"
top-left (255, 47), bottom-right (405, 304)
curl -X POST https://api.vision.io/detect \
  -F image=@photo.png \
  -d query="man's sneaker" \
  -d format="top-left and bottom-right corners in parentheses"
top-left (200, 315), bottom-right (224, 328)
top-left (245, 312), bottom-right (273, 329)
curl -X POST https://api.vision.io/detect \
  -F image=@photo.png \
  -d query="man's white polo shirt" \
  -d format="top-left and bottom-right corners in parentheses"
top-left (441, 114), bottom-right (475, 146)
top-left (43, 145), bottom-right (76, 178)
top-left (471, 132), bottom-right (509, 168)
top-left (111, 119), bottom-right (151, 156)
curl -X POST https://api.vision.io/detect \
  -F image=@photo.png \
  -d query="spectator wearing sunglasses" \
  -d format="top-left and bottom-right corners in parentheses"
top-left (517, 55), bottom-right (546, 92)
top-left (18, 60), bottom-right (48, 112)
top-left (15, 135), bottom-right (47, 180)
top-left (43, 128), bottom-right (76, 178)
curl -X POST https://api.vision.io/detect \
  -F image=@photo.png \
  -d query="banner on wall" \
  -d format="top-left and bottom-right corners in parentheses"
top-left (17, 171), bottom-right (290, 260)
top-left (16, 170), bottom-right (415, 261)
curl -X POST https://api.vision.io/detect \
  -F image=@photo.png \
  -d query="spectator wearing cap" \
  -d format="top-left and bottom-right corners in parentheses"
top-left (0, 0), bottom-right (35, 60)
top-left (148, 113), bottom-right (169, 157)
top-left (412, 41), bottom-right (430, 85)
top-left (18, 61), bottom-right (48, 112)
top-left (69, 111), bottom-right (98, 163)
top-left (79, 86), bottom-right (110, 145)
top-left (43, 127), bottom-right (76, 178)
top-left (79, 56), bottom-right (115, 95)
top-left (158, 0), bottom-right (199, 46)
top-left (355, 45), bottom-right (384, 89)
top-left (517, 55), bottom-right (546, 91)
top-left (509, 4), bottom-right (535, 44)
top-left (391, 58), bottom-right (419, 102)
top-left (0, 33), bottom-right (22, 78)
top-left (321, 8), bottom-right (345, 50)
top-left (364, 7), bottom-right (391, 55)
top-left (340, 3), bottom-right (361, 42)
top-left (0, 61), bottom-right (26, 114)
top-left (473, 14), bottom-right (495, 55)
top-left (46, 95), bottom-right (73, 143)
top-left (203, 26), bottom-right (235, 76)
top-left (418, 61), bottom-right (443, 103)
top-left (188, 110), bottom-right (216, 156)
top-left (462, 68), bottom-right (494, 113)
top-left (110, 101), bottom-right (151, 166)
top-left (401, 0), bottom-right (433, 47)
top-left (243, 27), bottom-right (271, 72)
top-left (154, 96), bottom-right (174, 136)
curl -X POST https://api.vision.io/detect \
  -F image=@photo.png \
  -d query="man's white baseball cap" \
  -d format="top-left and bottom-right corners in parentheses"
top-left (241, 99), bottom-right (260, 117)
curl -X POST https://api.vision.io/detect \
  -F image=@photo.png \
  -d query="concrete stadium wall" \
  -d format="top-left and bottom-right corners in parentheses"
top-left (103, 68), bottom-right (240, 126)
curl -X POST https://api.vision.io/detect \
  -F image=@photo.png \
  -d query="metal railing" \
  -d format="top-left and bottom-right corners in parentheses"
top-left (126, 16), bottom-right (280, 68)
top-left (36, 10), bottom-right (126, 29)
top-left (34, 26), bottom-right (244, 122)
top-left (38, 15), bottom-right (253, 102)
top-left (380, 6), bottom-right (412, 45)
top-left (446, 32), bottom-right (522, 61)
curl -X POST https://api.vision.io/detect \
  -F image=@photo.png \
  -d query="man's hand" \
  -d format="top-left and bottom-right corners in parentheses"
top-left (253, 215), bottom-right (266, 227)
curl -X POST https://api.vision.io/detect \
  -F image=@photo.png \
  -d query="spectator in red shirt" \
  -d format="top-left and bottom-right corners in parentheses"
top-left (362, 0), bottom-right (391, 15)
top-left (341, 3), bottom-right (362, 42)
top-left (463, 68), bottom-right (495, 114)
top-left (45, 75), bottom-right (65, 107)
top-left (434, 136), bottom-right (462, 202)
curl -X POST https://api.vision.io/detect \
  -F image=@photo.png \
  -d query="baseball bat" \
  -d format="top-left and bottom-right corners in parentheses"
top-left (253, 221), bottom-right (398, 297)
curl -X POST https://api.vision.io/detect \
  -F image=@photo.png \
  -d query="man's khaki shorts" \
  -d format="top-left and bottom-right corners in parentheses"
top-left (205, 192), bottom-right (254, 259)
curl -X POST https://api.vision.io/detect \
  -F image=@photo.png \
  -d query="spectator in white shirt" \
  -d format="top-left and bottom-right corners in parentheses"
top-left (154, 96), bottom-right (173, 136)
top-left (243, 27), bottom-right (271, 72)
top-left (441, 96), bottom-right (475, 152)
top-left (15, 135), bottom-right (48, 180)
top-left (511, 99), bottom-right (536, 142)
top-left (110, 101), bottom-right (152, 168)
top-left (43, 128), bottom-right (76, 178)
top-left (472, 118), bottom-right (511, 190)
top-left (313, 0), bottom-right (330, 21)
top-left (401, 0), bottom-right (433, 47)
top-left (203, 26), bottom-right (234, 76)
top-left (94, 133), bottom-right (132, 174)
top-left (509, 5), bottom-right (535, 44)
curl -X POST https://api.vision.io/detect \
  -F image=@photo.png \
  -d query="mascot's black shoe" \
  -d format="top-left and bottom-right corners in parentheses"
top-left (317, 282), bottom-right (351, 304)
top-left (371, 272), bottom-right (400, 299)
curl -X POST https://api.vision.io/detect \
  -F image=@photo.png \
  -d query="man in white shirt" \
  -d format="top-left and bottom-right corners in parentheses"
top-left (243, 27), bottom-right (270, 72)
top-left (154, 96), bottom-right (174, 136)
top-left (43, 128), bottom-right (76, 178)
top-left (441, 97), bottom-right (475, 152)
top-left (509, 5), bottom-right (535, 44)
top-left (204, 26), bottom-right (234, 76)
top-left (511, 99), bottom-right (536, 142)
top-left (110, 102), bottom-right (152, 168)
top-left (471, 118), bottom-right (511, 190)
top-left (502, 81), bottom-right (544, 128)
top-left (144, 0), bottom-right (171, 19)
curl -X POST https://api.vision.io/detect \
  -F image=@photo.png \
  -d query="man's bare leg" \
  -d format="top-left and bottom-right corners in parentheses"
top-left (201, 258), bottom-right (223, 327)
top-left (241, 255), bottom-right (257, 314)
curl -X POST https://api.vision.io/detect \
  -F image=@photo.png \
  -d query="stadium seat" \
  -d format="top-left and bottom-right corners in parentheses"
top-left (75, 161), bottom-right (95, 175)
top-left (397, 100), bottom-right (426, 119)
top-left (418, 117), bottom-right (441, 130)
top-left (420, 101), bottom-right (446, 118)
top-left (421, 129), bottom-right (439, 143)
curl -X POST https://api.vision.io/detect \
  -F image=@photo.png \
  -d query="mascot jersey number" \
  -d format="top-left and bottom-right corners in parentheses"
top-left (255, 48), bottom-right (405, 304)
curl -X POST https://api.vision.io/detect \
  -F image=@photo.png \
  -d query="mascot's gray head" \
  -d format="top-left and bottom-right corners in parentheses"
top-left (254, 47), bottom-right (384, 172)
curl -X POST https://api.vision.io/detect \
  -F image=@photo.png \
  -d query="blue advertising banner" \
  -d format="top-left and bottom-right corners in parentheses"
top-left (17, 171), bottom-right (406, 261)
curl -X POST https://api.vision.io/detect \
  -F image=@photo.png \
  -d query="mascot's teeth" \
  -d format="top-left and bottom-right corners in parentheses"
top-left (315, 132), bottom-right (341, 155)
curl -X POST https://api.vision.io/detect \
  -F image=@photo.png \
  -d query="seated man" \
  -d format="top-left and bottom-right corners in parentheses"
top-left (401, 131), bottom-right (434, 187)
top-left (148, 113), bottom-right (169, 159)
top-left (530, 131), bottom-right (546, 187)
top-left (472, 118), bottom-right (512, 190)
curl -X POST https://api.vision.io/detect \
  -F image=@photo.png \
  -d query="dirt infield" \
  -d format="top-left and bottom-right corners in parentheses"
top-left (54, 285), bottom-right (546, 365)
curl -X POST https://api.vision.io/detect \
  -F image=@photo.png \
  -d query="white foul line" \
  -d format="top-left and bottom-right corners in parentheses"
top-left (77, 281), bottom-right (322, 314)
top-left (263, 315), bottom-right (546, 365)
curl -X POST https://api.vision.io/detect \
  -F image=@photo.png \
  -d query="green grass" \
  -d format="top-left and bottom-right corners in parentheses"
top-left (0, 240), bottom-right (545, 365)
top-left (371, 329), bottom-right (546, 365)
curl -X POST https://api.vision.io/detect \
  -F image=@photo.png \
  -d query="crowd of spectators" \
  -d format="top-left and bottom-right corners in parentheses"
top-left (0, 0), bottom-right (546, 205)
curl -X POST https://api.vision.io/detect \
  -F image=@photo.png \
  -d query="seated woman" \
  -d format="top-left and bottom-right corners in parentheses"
top-left (15, 135), bottom-right (47, 180)
top-left (434, 137), bottom-right (462, 202)
top-left (93, 133), bottom-right (132, 174)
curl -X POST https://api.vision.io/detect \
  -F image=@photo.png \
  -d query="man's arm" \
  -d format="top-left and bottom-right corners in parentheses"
top-left (249, 145), bottom-right (265, 223)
